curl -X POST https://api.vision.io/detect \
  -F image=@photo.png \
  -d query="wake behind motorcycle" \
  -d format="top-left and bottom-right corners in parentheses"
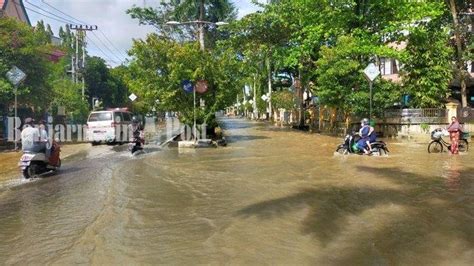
top-left (19, 141), bottom-right (61, 179)
top-left (336, 133), bottom-right (389, 156)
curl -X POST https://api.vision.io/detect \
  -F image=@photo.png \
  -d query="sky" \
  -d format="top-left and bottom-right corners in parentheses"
top-left (25, 0), bottom-right (264, 67)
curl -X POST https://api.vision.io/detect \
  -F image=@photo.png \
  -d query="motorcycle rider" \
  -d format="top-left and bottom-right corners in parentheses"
top-left (21, 117), bottom-right (44, 153)
top-left (38, 119), bottom-right (51, 157)
top-left (128, 116), bottom-right (144, 143)
top-left (356, 118), bottom-right (371, 154)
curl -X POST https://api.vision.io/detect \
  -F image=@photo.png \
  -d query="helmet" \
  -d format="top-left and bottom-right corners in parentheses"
top-left (361, 118), bottom-right (369, 126)
top-left (24, 117), bottom-right (35, 125)
top-left (132, 116), bottom-right (139, 123)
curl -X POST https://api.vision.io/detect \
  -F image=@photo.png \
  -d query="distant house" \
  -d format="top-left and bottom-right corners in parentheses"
top-left (0, 0), bottom-right (31, 25)
top-left (378, 42), bottom-right (406, 83)
top-left (378, 40), bottom-right (474, 105)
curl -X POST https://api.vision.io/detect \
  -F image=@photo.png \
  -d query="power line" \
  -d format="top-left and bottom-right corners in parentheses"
top-left (99, 30), bottom-right (128, 59)
top-left (24, 0), bottom-right (75, 24)
top-left (86, 36), bottom-right (120, 65)
top-left (21, 4), bottom-right (71, 24)
top-left (23, 0), bottom-right (124, 65)
top-left (41, 0), bottom-right (88, 25)
top-left (30, 0), bottom-right (126, 63)
top-left (90, 31), bottom-right (123, 63)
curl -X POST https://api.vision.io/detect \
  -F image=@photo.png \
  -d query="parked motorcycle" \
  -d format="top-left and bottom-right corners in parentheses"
top-left (19, 141), bottom-right (61, 179)
top-left (336, 133), bottom-right (389, 156)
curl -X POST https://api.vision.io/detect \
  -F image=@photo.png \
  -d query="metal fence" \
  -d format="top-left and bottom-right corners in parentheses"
top-left (458, 107), bottom-right (474, 122)
top-left (384, 108), bottom-right (446, 118)
top-left (383, 108), bottom-right (447, 124)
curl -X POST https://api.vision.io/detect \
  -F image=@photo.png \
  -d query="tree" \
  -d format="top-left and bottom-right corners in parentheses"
top-left (446, 0), bottom-right (472, 107)
top-left (127, 34), bottom-right (242, 127)
top-left (0, 18), bottom-right (54, 112)
top-left (84, 56), bottom-right (128, 109)
top-left (402, 19), bottom-right (453, 108)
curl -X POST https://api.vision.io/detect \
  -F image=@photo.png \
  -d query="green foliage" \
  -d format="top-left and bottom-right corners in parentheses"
top-left (228, 0), bottom-right (453, 117)
top-left (84, 57), bottom-right (128, 109)
top-left (127, 35), bottom-right (242, 126)
top-left (256, 98), bottom-right (266, 113)
top-left (50, 79), bottom-right (89, 123)
top-left (0, 17), bottom-right (55, 109)
top-left (420, 122), bottom-right (430, 133)
top-left (123, 0), bottom-right (462, 122)
top-left (401, 19), bottom-right (454, 108)
top-left (271, 90), bottom-right (294, 110)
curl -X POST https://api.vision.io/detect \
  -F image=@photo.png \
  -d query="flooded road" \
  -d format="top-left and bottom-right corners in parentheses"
top-left (0, 117), bottom-right (473, 265)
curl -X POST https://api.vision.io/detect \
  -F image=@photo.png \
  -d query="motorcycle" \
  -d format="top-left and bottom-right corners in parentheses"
top-left (19, 141), bottom-right (61, 179)
top-left (129, 130), bottom-right (145, 155)
top-left (336, 132), bottom-right (389, 156)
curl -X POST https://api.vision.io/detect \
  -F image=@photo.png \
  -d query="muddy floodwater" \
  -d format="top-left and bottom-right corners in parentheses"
top-left (0, 117), bottom-right (473, 265)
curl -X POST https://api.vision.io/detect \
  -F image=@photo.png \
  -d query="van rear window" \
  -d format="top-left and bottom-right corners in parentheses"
top-left (88, 112), bottom-right (112, 122)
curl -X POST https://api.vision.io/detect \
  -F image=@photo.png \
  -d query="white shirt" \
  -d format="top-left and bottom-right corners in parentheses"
top-left (39, 127), bottom-right (48, 142)
top-left (21, 126), bottom-right (40, 152)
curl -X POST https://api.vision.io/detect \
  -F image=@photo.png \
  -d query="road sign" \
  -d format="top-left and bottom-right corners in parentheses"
top-left (261, 95), bottom-right (268, 101)
top-left (182, 80), bottom-right (193, 93)
top-left (195, 80), bottom-right (208, 94)
top-left (364, 63), bottom-right (380, 121)
top-left (363, 63), bottom-right (380, 82)
top-left (6, 66), bottom-right (26, 86)
top-left (129, 93), bottom-right (137, 101)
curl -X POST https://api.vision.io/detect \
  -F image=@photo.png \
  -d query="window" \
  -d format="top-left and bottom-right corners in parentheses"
top-left (122, 112), bottom-right (131, 122)
top-left (88, 112), bottom-right (112, 122)
top-left (114, 112), bottom-right (122, 123)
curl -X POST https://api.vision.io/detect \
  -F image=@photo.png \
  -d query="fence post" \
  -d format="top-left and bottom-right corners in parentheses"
top-left (446, 101), bottom-right (459, 123)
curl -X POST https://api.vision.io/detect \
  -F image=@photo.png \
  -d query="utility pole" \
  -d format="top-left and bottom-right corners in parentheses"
top-left (198, 0), bottom-right (205, 51)
top-left (266, 55), bottom-right (272, 120)
top-left (82, 34), bottom-right (86, 98)
top-left (253, 74), bottom-right (257, 119)
top-left (68, 24), bottom-right (98, 99)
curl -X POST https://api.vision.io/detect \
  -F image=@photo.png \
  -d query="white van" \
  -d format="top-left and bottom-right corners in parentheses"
top-left (86, 109), bottom-right (132, 144)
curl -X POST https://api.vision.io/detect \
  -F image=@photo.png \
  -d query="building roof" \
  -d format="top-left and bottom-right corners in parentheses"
top-left (1, 0), bottom-right (31, 25)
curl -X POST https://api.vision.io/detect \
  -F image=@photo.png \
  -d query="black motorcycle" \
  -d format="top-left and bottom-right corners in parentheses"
top-left (336, 133), bottom-right (389, 156)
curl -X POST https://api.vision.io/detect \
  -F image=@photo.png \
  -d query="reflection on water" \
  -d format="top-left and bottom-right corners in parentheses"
top-left (442, 157), bottom-right (462, 192)
top-left (0, 117), bottom-right (473, 264)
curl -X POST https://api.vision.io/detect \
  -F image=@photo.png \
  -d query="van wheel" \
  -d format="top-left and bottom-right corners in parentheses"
top-left (91, 141), bottom-right (100, 146)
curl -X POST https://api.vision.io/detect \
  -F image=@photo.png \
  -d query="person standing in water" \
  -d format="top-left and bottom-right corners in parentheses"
top-left (447, 116), bottom-right (462, 154)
